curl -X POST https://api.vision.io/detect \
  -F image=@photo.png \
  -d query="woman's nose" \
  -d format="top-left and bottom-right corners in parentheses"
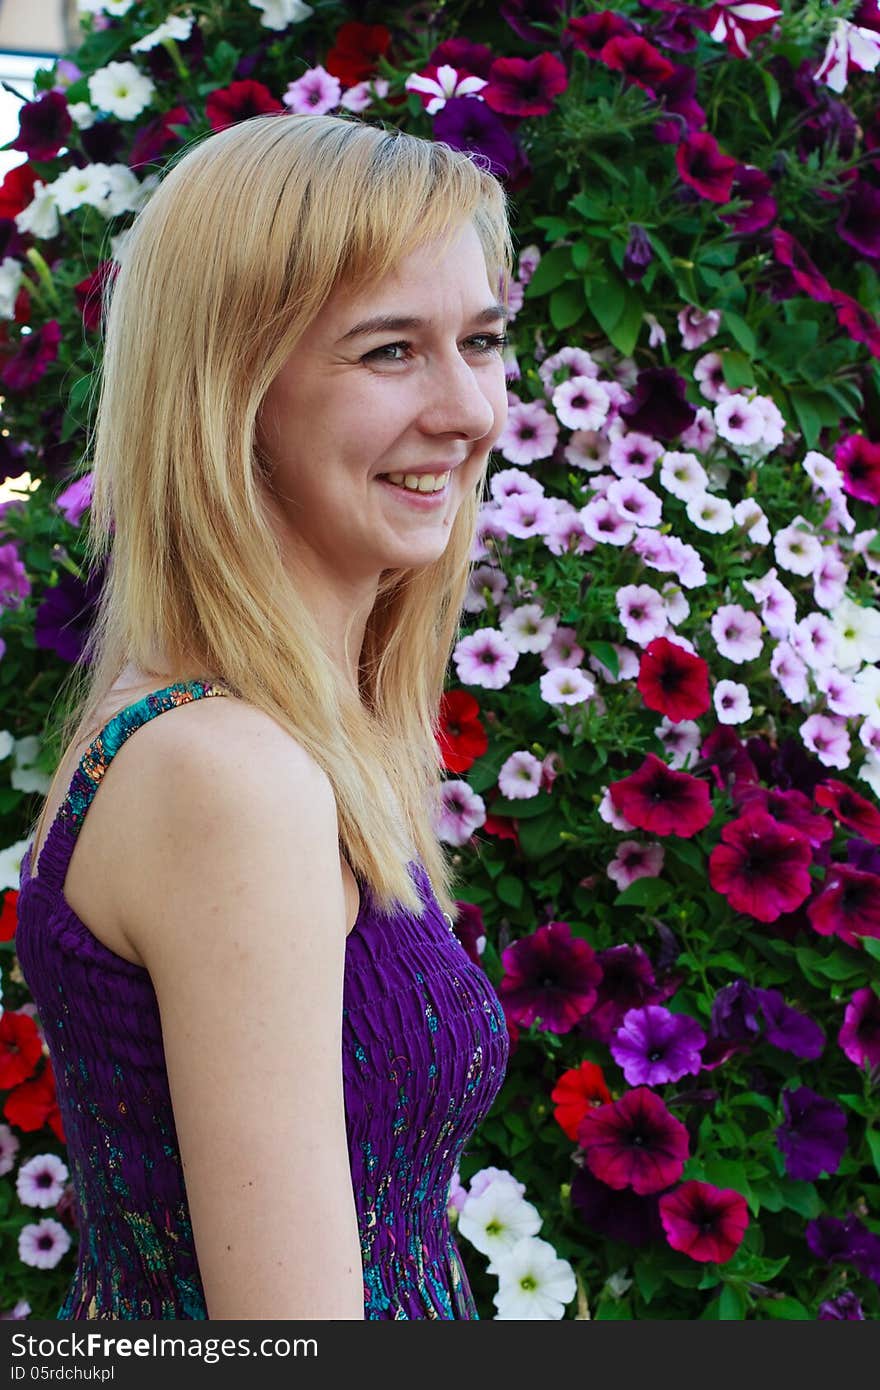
top-left (419, 352), bottom-right (499, 443)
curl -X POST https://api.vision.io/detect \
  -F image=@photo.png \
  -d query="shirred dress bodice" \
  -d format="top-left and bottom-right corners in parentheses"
top-left (15, 680), bottom-right (509, 1319)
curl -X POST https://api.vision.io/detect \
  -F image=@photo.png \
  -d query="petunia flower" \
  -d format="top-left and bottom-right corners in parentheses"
top-left (710, 605), bottom-right (763, 664)
top-left (552, 375), bottom-right (610, 431)
top-left (714, 680), bottom-right (752, 725)
top-left (611, 1005), bottom-right (705, 1086)
top-left (551, 1061), bottom-right (612, 1140)
top-left (678, 306), bottom-right (721, 349)
top-left (770, 228), bottom-right (835, 304)
top-left (819, 1292), bottom-right (865, 1320)
top-left (607, 431), bottom-right (663, 479)
top-left (807, 865), bottom-right (880, 945)
top-left (404, 63), bottom-right (487, 115)
top-left (837, 179), bottom-right (880, 261)
top-left (597, 35), bottom-right (675, 95)
top-left (814, 17), bottom-right (880, 94)
top-left (453, 627), bottom-right (519, 690)
top-left (0, 319), bottom-right (61, 392)
top-left (433, 779), bottom-right (486, 846)
top-left (17, 1218), bottom-right (71, 1270)
top-left (606, 840), bottom-right (665, 892)
top-left (498, 921), bottom-right (603, 1034)
top-left (637, 638), bottom-right (711, 722)
top-left (815, 780), bottom-right (880, 845)
top-left (838, 986), bottom-right (880, 1069)
top-left (659, 1181), bottom-right (748, 1263)
top-left (578, 943), bottom-right (674, 1045)
top-left (735, 786), bottom-right (832, 849)
top-left (0, 1011), bottom-right (43, 1088)
top-left (492, 1236), bottom-right (576, 1320)
top-left (610, 753), bottom-right (713, 838)
top-left (776, 1086), bottom-right (847, 1181)
top-left (432, 96), bottom-right (522, 180)
top-left (496, 400), bottom-right (559, 465)
top-left (693, 351), bottom-right (730, 402)
top-left (436, 689), bottom-right (488, 774)
top-left (566, 11), bottom-right (636, 59)
top-left (800, 714), bottom-right (851, 771)
top-left (623, 225), bottom-right (654, 283)
top-left (205, 79), bottom-right (284, 131)
top-left (0, 1122), bottom-right (20, 1177)
top-left (709, 809), bottom-right (813, 921)
top-left (833, 435), bottom-right (880, 506)
top-left (578, 1086), bottom-right (689, 1195)
top-left (15, 1153), bottom-right (69, 1209)
top-left (457, 1181), bottom-right (542, 1266)
top-left (282, 65), bottom-right (342, 115)
top-left (675, 131), bottom-right (738, 203)
top-left (571, 1167), bottom-right (664, 1247)
top-left (654, 716), bottom-right (701, 771)
top-left (11, 90), bottom-right (72, 162)
top-left (498, 750), bottom-right (544, 800)
top-left (619, 367), bottom-right (696, 440)
top-left (483, 52), bottom-right (568, 118)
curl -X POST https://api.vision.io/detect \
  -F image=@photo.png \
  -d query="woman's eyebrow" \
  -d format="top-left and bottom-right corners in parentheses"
top-left (338, 302), bottom-right (509, 342)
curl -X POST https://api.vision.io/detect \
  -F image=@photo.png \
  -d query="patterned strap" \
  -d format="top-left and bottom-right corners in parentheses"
top-left (29, 679), bottom-right (233, 892)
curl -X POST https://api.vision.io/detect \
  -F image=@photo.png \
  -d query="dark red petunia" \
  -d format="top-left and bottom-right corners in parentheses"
top-left (205, 80), bottom-right (285, 133)
top-left (129, 104), bottom-right (190, 170)
top-left (619, 366), bottom-right (696, 440)
top-left (498, 921), bottom-right (603, 1034)
top-left (597, 35), bottom-right (675, 95)
top-left (610, 753), bottom-right (713, 839)
top-left (578, 1086), bottom-right (689, 1195)
top-left (483, 52), bottom-right (568, 118)
top-left (702, 726), bottom-right (760, 792)
top-left (832, 292), bottom-right (880, 361)
top-left (837, 180), bottom-right (880, 261)
top-left (833, 434), bottom-right (880, 505)
top-left (11, 90), bottom-right (72, 162)
top-left (436, 689), bottom-right (488, 773)
top-left (0, 1010), bottom-right (43, 1089)
top-left (736, 785), bottom-right (833, 848)
top-left (449, 899), bottom-right (486, 968)
top-left (482, 812), bottom-right (520, 852)
top-left (431, 39), bottom-right (495, 81)
top-left (0, 318), bottom-right (61, 392)
top-left (807, 866), bottom-right (880, 946)
top-left (0, 888), bottom-right (17, 941)
top-left (74, 259), bottom-right (117, 334)
top-left (722, 164), bottom-right (777, 236)
top-left (637, 637), bottom-right (710, 722)
top-left (653, 63), bottom-right (706, 142)
top-left (770, 228), bottom-right (835, 304)
top-left (3, 1061), bottom-right (65, 1142)
top-left (709, 809), bottom-right (812, 922)
top-left (659, 1180), bottom-right (749, 1263)
top-left (325, 21), bottom-right (392, 87)
top-left (675, 131), bottom-right (738, 203)
top-left (815, 780), bottom-right (880, 846)
top-left (0, 162), bottom-right (38, 222)
top-left (565, 11), bottom-right (636, 58)
top-left (551, 1060), bottom-right (612, 1141)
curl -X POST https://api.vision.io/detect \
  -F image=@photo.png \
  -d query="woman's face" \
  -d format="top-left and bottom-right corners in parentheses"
top-left (257, 220), bottom-right (509, 582)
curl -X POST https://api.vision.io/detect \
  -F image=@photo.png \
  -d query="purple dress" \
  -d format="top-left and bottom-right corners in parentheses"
top-left (15, 680), bottom-right (509, 1320)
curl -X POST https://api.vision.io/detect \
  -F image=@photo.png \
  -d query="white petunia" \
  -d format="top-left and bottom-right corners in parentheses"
top-left (686, 492), bottom-right (734, 534)
top-left (500, 603), bottom-right (557, 654)
top-left (774, 517), bottom-right (822, 576)
top-left (831, 597), bottom-right (880, 672)
top-left (0, 839), bottom-right (32, 893)
top-left (67, 102), bottom-right (96, 130)
top-left (249, 0), bottom-right (314, 28)
top-left (859, 751), bottom-right (880, 799)
top-left (15, 182), bottom-right (60, 240)
top-left (492, 1236), bottom-right (577, 1320)
top-left (88, 62), bottom-right (156, 120)
top-left (714, 679), bottom-right (752, 725)
top-left (131, 16), bottom-right (195, 51)
top-left (0, 257), bottom-right (23, 319)
top-left (48, 162), bottom-right (113, 215)
top-left (458, 1182), bottom-right (542, 1268)
top-left (11, 736), bottom-right (51, 796)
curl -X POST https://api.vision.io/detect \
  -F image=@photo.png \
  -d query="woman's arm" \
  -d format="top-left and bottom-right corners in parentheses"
top-left (120, 701), bottom-right (364, 1320)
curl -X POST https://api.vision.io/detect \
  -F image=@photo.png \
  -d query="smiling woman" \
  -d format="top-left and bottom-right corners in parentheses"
top-left (15, 112), bottom-right (515, 1321)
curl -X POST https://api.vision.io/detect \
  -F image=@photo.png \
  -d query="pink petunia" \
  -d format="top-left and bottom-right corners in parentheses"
top-left (711, 604), bottom-right (763, 663)
top-left (606, 840), bottom-right (665, 891)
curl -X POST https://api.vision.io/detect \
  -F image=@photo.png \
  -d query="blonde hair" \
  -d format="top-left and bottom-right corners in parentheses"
top-left (28, 111), bottom-right (514, 920)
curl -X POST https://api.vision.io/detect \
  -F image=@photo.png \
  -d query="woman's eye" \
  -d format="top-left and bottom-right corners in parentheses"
top-left (364, 333), bottom-right (508, 364)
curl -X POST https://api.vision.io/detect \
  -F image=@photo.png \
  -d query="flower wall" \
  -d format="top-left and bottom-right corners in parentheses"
top-left (0, 0), bottom-right (879, 1320)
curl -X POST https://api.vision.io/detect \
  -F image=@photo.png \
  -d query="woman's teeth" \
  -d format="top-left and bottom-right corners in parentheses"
top-left (383, 471), bottom-right (450, 493)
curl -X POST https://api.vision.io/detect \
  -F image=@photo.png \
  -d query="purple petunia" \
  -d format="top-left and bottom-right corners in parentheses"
top-left (611, 1005), bottom-right (706, 1085)
top-left (806, 1213), bottom-right (880, 1285)
top-left (818, 1291), bottom-right (865, 1319)
top-left (776, 1086), bottom-right (847, 1181)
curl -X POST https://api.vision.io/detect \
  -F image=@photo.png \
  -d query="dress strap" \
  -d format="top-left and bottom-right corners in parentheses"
top-left (26, 678), bottom-right (233, 893)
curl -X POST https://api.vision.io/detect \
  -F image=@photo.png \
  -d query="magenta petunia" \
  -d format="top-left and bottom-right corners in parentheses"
top-left (832, 292), bottom-right (880, 361)
top-left (709, 809), bottom-right (813, 922)
top-left (833, 435), bottom-right (880, 506)
top-left (659, 1180), bottom-right (749, 1263)
top-left (578, 1086), bottom-right (689, 1195)
top-left (498, 920), bottom-right (603, 1034)
top-left (771, 228), bottom-right (835, 304)
top-left (597, 35), bottom-right (676, 95)
top-left (609, 753), bottom-right (714, 838)
top-left (735, 785), bottom-right (833, 849)
top-left (675, 131), bottom-right (738, 203)
top-left (837, 179), bottom-right (880, 261)
top-left (838, 986), bottom-right (880, 1069)
top-left (565, 11), bottom-right (636, 59)
top-left (815, 779), bottom-right (880, 845)
top-left (483, 52), bottom-right (568, 118)
top-left (807, 866), bottom-right (880, 946)
top-left (0, 320), bottom-right (62, 392)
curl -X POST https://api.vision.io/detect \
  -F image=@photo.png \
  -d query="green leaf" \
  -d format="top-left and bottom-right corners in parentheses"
top-left (586, 641), bottom-right (619, 679)
top-left (526, 247), bottom-right (574, 297)
top-left (862, 937), bottom-right (880, 964)
top-left (665, 839), bottom-right (704, 874)
top-left (489, 792), bottom-right (552, 820)
top-left (587, 272), bottom-right (626, 339)
top-left (719, 1283), bottom-right (747, 1320)
top-left (517, 814), bottom-right (562, 861)
top-left (608, 291), bottom-right (644, 356)
top-left (571, 241), bottom-right (591, 273)
top-left (496, 874), bottom-right (524, 910)
top-left (721, 350), bottom-right (754, 391)
top-left (723, 311), bottom-right (756, 357)
top-left (550, 279), bottom-right (586, 331)
top-left (790, 391), bottom-right (823, 448)
top-left (614, 878), bottom-right (672, 910)
top-left (67, 372), bottom-right (96, 420)
top-left (866, 1128), bottom-right (880, 1178)
top-left (764, 1297), bottom-right (811, 1320)
top-left (761, 68), bottom-right (781, 122)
